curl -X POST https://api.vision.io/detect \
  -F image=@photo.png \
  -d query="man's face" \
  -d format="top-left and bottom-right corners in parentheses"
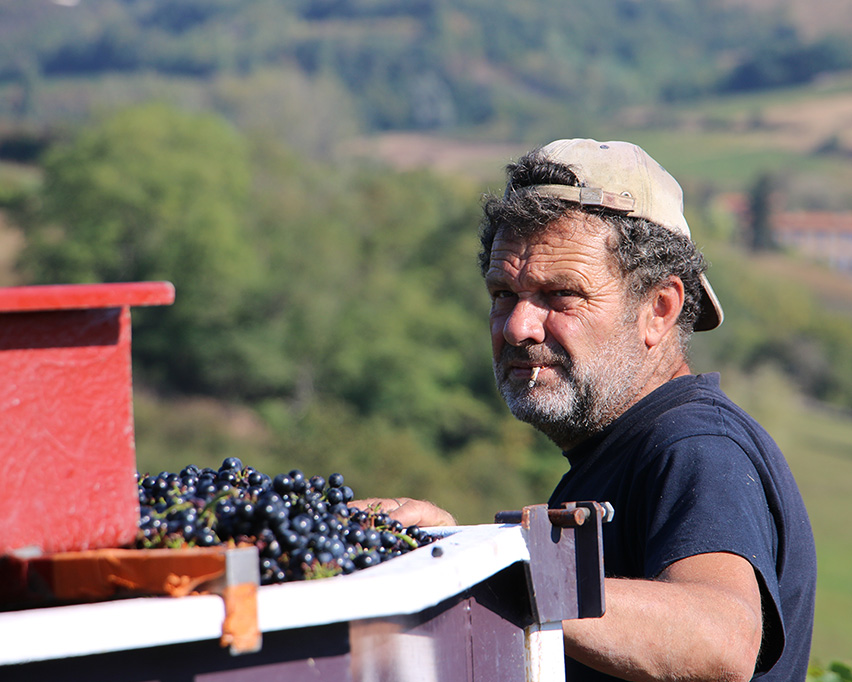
top-left (485, 214), bottom-right (649, 449)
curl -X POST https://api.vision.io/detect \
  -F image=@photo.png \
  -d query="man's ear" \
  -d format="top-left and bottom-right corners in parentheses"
top-left (642, 277), bottom-right (685, 349)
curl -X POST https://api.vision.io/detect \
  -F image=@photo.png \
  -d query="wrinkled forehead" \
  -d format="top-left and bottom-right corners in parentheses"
top-left (488, 213), bottom-right (621, 282)
top-left (491, 210), bottom-right (614, 257)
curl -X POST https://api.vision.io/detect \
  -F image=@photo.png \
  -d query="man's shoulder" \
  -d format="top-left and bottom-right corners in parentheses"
top-left (565, 373), bottom-right (776, 479)
top-left (629, 373), bottom-right (740, 437)
top-left (623, 373), bottom-right (775, 462)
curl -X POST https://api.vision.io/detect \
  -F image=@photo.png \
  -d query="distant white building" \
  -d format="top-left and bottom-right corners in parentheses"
top-left (773, 212), bottom-right (852, 273)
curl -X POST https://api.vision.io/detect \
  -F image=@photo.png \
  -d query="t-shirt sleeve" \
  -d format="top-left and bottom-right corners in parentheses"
top-left (638, 433), bottom-right (784, 673)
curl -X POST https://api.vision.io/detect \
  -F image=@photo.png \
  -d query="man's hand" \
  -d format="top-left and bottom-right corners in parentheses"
top-left (349, 497), bottom-right (457, 527)
top-left (562, 551), bottom-right (763, 682)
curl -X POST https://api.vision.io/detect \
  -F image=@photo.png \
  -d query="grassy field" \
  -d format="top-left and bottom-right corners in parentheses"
top-left (728, 0), bottom-right (852, 40)
top-left (361, 74), bottom-right (852, 214)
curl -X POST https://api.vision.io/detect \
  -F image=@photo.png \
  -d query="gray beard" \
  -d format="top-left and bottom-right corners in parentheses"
top-left (493, 334), bottom-right (646, 450)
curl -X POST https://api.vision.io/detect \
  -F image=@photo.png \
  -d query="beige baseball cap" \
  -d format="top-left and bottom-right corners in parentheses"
top-left (530, 138), bottom-right (723, 331)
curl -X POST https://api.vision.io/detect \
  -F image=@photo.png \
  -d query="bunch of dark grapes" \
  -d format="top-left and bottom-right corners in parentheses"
top-left (135, 458), bottom-right (435, 585)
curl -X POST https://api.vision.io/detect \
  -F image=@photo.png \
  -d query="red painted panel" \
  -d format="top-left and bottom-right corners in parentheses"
top-left (0, 281), bottom-right (175, 312)
top-left (0, 282), bottom-right (173, 557)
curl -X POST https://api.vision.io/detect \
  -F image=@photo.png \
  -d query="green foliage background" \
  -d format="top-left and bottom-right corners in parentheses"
top-left (12, 103), bottom-right (567, 525)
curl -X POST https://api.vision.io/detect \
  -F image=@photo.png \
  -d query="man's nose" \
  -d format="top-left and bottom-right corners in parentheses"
top-left (503, 299), bottom-right (547, 346)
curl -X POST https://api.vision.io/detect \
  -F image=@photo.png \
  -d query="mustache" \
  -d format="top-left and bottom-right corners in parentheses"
top-left (496, 343), bottom-right (571, 369)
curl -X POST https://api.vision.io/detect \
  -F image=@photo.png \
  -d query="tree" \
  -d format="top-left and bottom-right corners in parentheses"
top-left (745, 172), bottom-right (776, 252)
top-left (19, 103), bottom-right (268, 395)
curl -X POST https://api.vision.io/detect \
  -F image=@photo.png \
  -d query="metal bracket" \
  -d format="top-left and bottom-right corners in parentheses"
top-left (208, 545), bottom-right (263, 656)
top-left (495, 501), bottom-right (610, 624)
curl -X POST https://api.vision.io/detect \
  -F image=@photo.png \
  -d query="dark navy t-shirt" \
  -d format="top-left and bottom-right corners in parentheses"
top-left (549, 373), bottom-right (816, 681)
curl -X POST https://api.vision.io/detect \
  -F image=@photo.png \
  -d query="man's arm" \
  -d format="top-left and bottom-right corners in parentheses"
top-left (562, 551), bottom-right (763, 682)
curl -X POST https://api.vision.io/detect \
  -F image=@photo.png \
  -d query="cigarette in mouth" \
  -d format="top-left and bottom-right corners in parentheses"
top-left (528, 366), bottom-right (541, 388)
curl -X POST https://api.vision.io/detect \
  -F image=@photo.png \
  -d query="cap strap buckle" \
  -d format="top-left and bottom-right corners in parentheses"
top-left (528, 184), bottom-right (636, 214)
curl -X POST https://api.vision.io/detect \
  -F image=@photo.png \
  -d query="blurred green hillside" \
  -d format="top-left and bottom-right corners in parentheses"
top-left (3, 0), bottom-right (852, 151)
top-left (1, 0), bottom-right (851, 668)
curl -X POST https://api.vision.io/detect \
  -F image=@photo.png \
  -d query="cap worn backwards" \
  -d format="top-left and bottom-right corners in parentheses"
top-left (528, 138), bottom-right (723, 332)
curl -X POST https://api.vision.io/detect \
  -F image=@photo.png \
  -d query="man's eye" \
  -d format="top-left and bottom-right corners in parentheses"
top-left (490, 290), bottom-right (515, 300)
top-left (549, 290), bottom-right (582, 308)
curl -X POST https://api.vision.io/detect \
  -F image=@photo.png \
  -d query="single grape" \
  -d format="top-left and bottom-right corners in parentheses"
top-left (220, 457), bottom-right (243, 472)
top-left (325, 487), bottom-right (344, 505)
top-left (363, 529), bottom-right (381, 549)
top-left (353, 551), bottom-right (380, 569)
top-left (273, 473), bottom-right (294, 495)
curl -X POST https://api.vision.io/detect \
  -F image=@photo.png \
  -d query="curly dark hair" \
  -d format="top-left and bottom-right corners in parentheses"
top-left (478, 149), bottom-right (708, 341)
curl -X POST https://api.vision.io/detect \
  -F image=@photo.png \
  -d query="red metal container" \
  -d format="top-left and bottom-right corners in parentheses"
top-left (0, 282), bottom-right (174, 556)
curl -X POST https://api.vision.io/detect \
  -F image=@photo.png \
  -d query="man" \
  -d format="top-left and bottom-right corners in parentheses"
top-left (358, 139), bottom-right (816, 681)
